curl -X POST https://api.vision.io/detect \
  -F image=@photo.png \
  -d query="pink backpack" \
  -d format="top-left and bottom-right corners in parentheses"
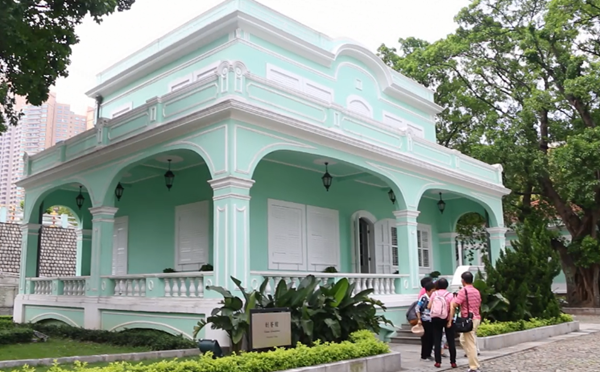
top-left (430, 291), bottom-right (452, 319)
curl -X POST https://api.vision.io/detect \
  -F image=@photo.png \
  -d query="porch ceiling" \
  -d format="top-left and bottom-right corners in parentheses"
top-left (262, 151), bottom-right (466, 201)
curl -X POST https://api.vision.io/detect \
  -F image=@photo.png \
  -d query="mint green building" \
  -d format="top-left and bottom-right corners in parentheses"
top-left (14, 0), bottom-right (510, 344)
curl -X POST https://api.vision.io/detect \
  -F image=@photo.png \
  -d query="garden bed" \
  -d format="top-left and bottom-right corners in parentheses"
top-left (3, 331), bottom-right (397, 372)
top-left (476, 315), bottom-right (578, 351)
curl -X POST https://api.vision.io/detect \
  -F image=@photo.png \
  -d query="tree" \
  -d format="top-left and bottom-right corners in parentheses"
top-left (379, 0), bottom-right (600, 306)
top-left (0, 0), bottom-right (136, 132)
top-left (483, 217), bottom-right (562, 321)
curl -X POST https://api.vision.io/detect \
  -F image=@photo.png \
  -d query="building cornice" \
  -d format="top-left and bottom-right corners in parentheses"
top-left (17, 98), bottom-right (510, 199)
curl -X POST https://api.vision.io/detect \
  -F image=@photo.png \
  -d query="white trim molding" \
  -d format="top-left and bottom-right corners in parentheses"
top-left (208, 176), bottom-right (255, 191)
top-left (486, 227), bottom-right (508, 238)
top-left (89, 206), bottom-right (119, 217)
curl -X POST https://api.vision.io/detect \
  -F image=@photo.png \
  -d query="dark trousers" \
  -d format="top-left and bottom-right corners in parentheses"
top-left (432, 317), bottom-right (457, 364)
top-left (420, 320), bottom-right (434, 359)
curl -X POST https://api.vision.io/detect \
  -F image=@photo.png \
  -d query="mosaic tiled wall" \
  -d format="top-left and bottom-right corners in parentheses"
top-left (0, 223), bottom-right (21, 273)
top-left (38, 226), bottom-right (77, 277)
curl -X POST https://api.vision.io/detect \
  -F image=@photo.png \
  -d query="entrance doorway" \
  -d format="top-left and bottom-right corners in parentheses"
top-left (359, 218), bottom-right (373, 273)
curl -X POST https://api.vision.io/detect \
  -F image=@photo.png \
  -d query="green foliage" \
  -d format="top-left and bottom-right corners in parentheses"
top-left (378, 0), bottom-right (600, 306)
top-left (196, 275), bottom-right (391, 351)
top-left (484, 218), bottom-right (562, 321)
top-left (429, 271), bottom-right (441, 278)
top-left (162, 268), bottom-right (176, 273)
top-left (1, 319), bottom-right (194, 349)
top-left (477, 314), bottom-right (574, 337)
top-left (323, 266), bottom-right (338, 273)
top-left (472, 276), bottom-right (510, 322)
top-left (0, 328), bottom-right (34, 345)
top-left (193, 277), bottom-right (256, 353)
top-left (199, 264), bottom-right (213, 272)
top-left (0, 0), bottom-right (136, 132)
top-left (9, 331), bottom-right (388, 372)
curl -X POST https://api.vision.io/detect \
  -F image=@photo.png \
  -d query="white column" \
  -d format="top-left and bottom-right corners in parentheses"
top-left (394, 210), bottom-right (420, 292)
top-left (486, 227), bottom-right (508, 265)
top-left (87, 207), bottom-right (118, 296)
top-left (209, 176), bottom-right (254, 291)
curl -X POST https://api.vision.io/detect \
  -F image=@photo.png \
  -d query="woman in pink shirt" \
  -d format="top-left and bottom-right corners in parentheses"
top-left (428, 278), bottom-right (457, 368)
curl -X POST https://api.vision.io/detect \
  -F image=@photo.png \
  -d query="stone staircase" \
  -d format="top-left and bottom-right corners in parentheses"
top-left (390, 323), bottom-right (461, 345)
top-left (390, 323), bottom-right (421, 345)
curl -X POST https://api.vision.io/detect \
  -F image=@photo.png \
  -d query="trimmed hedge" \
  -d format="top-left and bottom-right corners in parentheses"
top-left (477, 313), bottom-right (574, 337)
top-left (0, 317), bottom-right (196, 350)
top-left (26, 324), bottom-right (197, 351)
top-left (11, 330), bottom-right (390, 372)
top-left (0, 328), bottom-right (33, 345)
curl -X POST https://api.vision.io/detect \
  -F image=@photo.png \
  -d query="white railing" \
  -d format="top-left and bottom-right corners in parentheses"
top-left (31, 278), bottom-right (53, 295)
top-left (159, 273), bottom-right (207, 297)
top-left (104, 272), bottom-right (211, 298)
top-left (29, 276), bottom-right (88, 296)
top-left (61, 278), bottom-right (87, 296)
top-left (252, 271), bottom-right (408, 296)
top-left (110, 275), bottom-right (147, 297)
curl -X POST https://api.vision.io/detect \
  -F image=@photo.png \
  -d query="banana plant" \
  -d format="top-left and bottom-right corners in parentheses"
top-left (192, 277), bottom-right (257, 353)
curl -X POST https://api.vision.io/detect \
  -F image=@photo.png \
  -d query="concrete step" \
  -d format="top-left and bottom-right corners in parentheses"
top-left (390, 336), bottom-right (421, 345)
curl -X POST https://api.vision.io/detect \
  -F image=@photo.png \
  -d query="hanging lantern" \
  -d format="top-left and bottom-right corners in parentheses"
top-left (164, 159), bottom-right (175, 191)
top-left (321, 162), bottom-right (332, 191)
top-left (388, 189), bottom-right (396, 204)
top-left (75, 186), bottom-right (85, 210)
top-left (437, 192), bottom-right (446, 214)
top-left (115, 182), bottom-right (124, 201)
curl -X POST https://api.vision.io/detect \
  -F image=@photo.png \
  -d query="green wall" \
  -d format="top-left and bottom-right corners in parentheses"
top-left (250, 160), bottom-right (445, 273)
top-left (113, 164), bottom-right (213, 274)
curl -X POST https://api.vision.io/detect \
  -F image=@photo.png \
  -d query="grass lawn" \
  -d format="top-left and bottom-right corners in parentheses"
top-left (0, 338), bottom-right (151, 362)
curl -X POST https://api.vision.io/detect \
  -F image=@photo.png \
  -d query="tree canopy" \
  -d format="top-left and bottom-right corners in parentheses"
top-left (0, 0), bottom-right (136, 132)
top-left (379, 0), bottom-right (600, 306)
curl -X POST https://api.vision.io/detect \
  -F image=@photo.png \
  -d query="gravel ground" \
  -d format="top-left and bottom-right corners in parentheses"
top-left (479, 332), bottom-right (600, 371)
top-left (476, 315), bottom-right (600, 372)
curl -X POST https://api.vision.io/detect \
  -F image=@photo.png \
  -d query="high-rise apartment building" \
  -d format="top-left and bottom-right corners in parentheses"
top-left (0, 93), bottom-right (89, 208)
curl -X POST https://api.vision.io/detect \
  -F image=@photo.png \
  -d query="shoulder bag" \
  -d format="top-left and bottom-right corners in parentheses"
top-left (453, 287), bottom-right (474, 333)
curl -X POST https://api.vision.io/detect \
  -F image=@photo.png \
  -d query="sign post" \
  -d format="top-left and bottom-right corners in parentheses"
top-left (249, 308), bottom-right (292, 351)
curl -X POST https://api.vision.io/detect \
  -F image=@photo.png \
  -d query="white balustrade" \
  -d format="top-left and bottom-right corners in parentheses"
top-left (103, 272), bottom-right (210, 298)
top-left (252, 272), bottom-right (407, 296)
top-left (160, 274), bottom-right (206, 297)
top-left (61, 277), bottom-right (87, 296)
top-left (32, 279), bottom-right (53, 295)
top-left (111, 276), bottom-right (147, 297)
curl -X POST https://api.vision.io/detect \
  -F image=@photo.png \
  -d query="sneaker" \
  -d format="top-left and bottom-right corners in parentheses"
top-left (434, 362), bottom-right (441, 368)
top-left (451, 363), bottom-right (457, 368)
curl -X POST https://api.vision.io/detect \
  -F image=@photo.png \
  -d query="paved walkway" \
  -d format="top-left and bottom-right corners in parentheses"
top-left (391, 317), bottom-right (600, 371)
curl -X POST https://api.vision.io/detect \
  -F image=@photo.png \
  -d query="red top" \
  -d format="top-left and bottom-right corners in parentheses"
top-left (454, 286), bottom-right (482, 320)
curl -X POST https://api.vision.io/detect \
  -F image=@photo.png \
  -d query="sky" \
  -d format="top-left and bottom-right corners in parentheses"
top-left (53, 0), bottom-right (471, 114)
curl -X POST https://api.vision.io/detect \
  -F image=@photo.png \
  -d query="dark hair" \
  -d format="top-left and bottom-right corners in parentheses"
top-left (421, 276), bottom-right (433, 288)
top-left (461, 271), bottom-right (474, 284)
top-left (424, 281), bottom-right (435, 292)
top-left (435, 278), bottom-right (449, 290)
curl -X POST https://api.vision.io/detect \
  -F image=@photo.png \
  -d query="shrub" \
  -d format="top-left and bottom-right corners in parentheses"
top-left (0, 328), bottom-right (34, 345)
top-left (477, 313), bottom-right (574, 337)
top-left (11, 331), bottom-right (389, 372)
top-left (27, 325), bottom-right (196, 350)
top-left (194, 275), bottom-right (391, 352)
top-left (483, 218), bottom-right (562, 321)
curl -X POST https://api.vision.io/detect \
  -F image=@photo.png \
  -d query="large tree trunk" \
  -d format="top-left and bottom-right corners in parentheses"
top-left (555, 240), bottom-right (600, 307)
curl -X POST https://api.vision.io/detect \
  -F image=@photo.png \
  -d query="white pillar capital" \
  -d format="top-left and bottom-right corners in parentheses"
top-left (20, 223), bottom-right (41, 235)
top-left (208, 176), bottom-right (255, 190)
top-left (393, 209), bottom-right (420, 220)
top-left (486, 227), bottom-right (508, 238)
top-left (88, 206), bottom-right (119, 217)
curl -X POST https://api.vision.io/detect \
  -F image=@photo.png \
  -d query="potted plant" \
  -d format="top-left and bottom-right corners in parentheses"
top-left (323, 266), bottom-right (338, 273)
top-left (163, 268), bottom-right (176, 273)
top-left (200, 264), bottom-right (213, 272)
